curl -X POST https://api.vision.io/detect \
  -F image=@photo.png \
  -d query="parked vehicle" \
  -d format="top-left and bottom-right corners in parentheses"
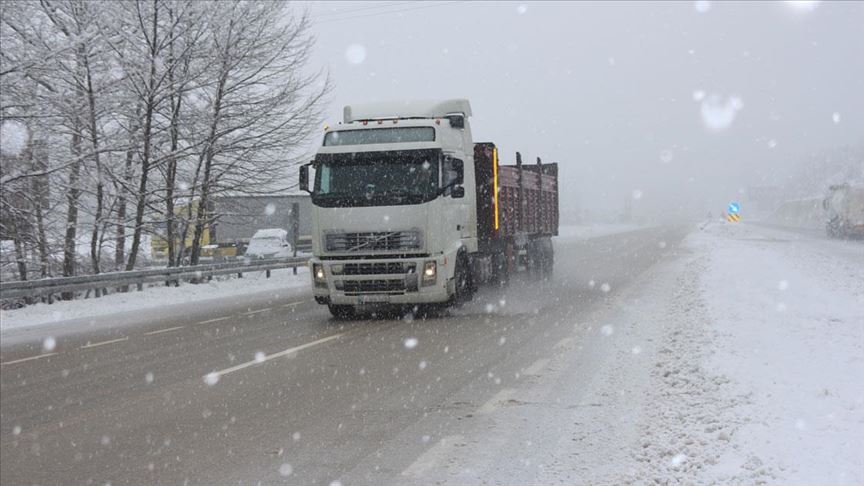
top-left (298, 99), bottom-right (559, 318)
top-left (823, 184), bottom-right (864, 238)
top-left (151, 195), bottom-right (312, 262)
top-left (244, 228), bottom-right (293, 259)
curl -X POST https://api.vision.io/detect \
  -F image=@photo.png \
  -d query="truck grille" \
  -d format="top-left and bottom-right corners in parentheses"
top-left (325, 231), bottom-right (422, 252)
top-left (342, 279), bottom-right (406, 294)
top-left (343, 262), bottom-right (413, 275)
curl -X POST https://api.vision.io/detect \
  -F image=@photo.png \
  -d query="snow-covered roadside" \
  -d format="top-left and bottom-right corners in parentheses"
top-left (557, 223), bottom-right (644, 240)
top-left (693, 223), bottom-right (863, 484)
top-left (535, 222), bottom-right (862, 484)
top-left (0, 267), bottom-right (310, 332)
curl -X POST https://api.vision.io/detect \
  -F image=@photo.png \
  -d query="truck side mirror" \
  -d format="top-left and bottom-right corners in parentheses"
top-left (452, 159), bottom-right (464, 185)
top-left (299, 164), bottom-right (310, 193)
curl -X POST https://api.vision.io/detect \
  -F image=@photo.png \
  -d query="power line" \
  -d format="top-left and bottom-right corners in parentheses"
top-left (314, 2), bottom-right (415, 19)
top-left (314, 1), bottom-right (464, 24)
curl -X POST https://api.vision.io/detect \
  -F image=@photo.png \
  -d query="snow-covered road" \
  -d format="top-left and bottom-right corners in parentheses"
top-left (2, 223), bottom-right (860, 485)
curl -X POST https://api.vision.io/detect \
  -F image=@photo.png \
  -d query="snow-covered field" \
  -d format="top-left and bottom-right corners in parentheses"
top-left (538, 222), bottom-right (863, 484)
top-left (0, 267), bottom-right (309, 331)
top-left (557, 223), bottom-right (644, 240)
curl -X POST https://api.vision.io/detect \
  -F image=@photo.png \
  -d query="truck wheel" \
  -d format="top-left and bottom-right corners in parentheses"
top-left (328, 304), bottom-right (356, 319)
top-left (452, 255), bottom-right (474, 306)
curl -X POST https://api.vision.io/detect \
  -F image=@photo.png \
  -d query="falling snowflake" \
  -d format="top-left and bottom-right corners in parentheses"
top-left (403, 337), bottom-right (418, 350)
top-left (778, 280), bottom-right (789, 291)
top-left (785, 1), bottom-right (820, 11)
top-left (631, 346), bottom-right (642, 355)
top-left (516, 4), bottom-right (527, 14)
top-left (419, 360), bottom-right (428, 370)
top-left (767, 139), bottom-right (777, 148)
top-left (632, 189), bottom-right (643, 200)
top-left (292, 432), bottom-right (301, 441)
top-left (279, 463), bottom-right (293, 477)
top-left (345, 44), bottom-right (366, 64)
top-left (0, 120), bottom-right (29, 156)
top-left (204, 372), bottom-right (220, 386)
top-left (832, 112), bottom-right (841, 124)
top-left (659, 149), bottom-right (674, 164)
top-left (694, 1), bottom-right (711, 13)
top-left (671, 453), bottom-right (687, 467)
top-left (12, 425), bottom-right (21, 436)
top-left (601, 325), bottom-right (614, 336)
top-left (265, 204), bottom-right (276, 216)
top-left (692, 90), bottom-right (706, 102)
top-left (43, 336), bottom-right (56, 352)
top-left (700, 93), bottom-right (743, 132)
top-left (600, 283), bottom-right (611, 293)
top-left (254, 351), bottom-right (266, 363)
top-left (145, 372), bottom-right (154, 384)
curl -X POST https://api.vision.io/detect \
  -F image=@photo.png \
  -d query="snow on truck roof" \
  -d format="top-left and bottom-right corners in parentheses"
top-left (343, 99), bottom-right (472, 123)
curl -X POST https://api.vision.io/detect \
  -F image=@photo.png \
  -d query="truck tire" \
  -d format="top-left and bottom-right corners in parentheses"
top-left (328, 304), bottom-right (356, 319)
top-left (451, 254), bottom-right (474, 306)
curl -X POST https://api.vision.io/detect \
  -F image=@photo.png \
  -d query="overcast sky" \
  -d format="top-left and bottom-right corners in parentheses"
top-left (300, 1), bottom-right (863, 222)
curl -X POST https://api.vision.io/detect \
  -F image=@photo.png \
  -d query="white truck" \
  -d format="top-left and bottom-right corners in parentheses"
top-left (299, 99), bottom-right (559, 318)
top-left (823, 184), bottom-right (864, 238)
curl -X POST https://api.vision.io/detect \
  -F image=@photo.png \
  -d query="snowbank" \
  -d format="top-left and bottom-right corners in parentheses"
top-left (537, 222), bottom-right (862, 484)
top-left (691, 223), bottom-right (863, 484)
top-left (0, 267), bottom-right (309, 331)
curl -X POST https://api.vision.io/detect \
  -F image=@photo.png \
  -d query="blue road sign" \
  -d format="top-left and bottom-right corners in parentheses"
top-left (728, 201), bottom-right (740, 214)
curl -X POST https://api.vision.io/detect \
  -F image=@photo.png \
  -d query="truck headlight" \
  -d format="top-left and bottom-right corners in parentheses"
top-left (422, 260), bottom-right (437, 286)
top-left (313, 263), bottom-right (327, 288)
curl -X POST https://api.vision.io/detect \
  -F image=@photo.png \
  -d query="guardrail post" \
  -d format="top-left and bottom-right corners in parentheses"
top-left (291, 202), bottom-right (300, 276)
top-left (266, 269), bottom-right (271, 278)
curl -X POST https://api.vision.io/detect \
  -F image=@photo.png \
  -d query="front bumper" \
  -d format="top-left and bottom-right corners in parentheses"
top-left (310, 256), bottom-right (451, 305)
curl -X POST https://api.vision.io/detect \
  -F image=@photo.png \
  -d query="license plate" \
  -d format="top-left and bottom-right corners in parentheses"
top-left (358, 295), bottom-right (389, 304)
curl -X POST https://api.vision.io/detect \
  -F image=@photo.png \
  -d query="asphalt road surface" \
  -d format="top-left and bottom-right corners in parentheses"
top-left (1, 226), bottom-right (688, 485)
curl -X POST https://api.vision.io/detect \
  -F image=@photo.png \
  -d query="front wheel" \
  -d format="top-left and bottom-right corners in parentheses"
top-left (328, 304), bottom-right (356, 319)
top-left (451, 255), bottom-right (474, 307)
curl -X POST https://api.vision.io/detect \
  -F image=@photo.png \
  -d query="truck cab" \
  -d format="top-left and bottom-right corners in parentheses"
top-left (300, 100), bottom-right (477, 316)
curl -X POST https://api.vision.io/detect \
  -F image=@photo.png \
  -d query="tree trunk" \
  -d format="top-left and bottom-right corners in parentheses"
top-left (84, 54), bottom-right (104, 277)
top-left (125, 0), bottom-right (159, 272)
top-left (62, 122), bottom-right (82, 285)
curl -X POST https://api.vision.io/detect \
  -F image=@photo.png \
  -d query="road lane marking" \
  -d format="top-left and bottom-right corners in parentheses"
top-left (281, 301), bottom-right (305, 308)
top-left (522, 358), bottom-right (550, 376)
top-left (205, 333), bottom-right (345, 379)
top-left (0, 352), bottom-right (59, 366)
top-left (400, 435), bottom-right (464, 478)
top-left (477, 388), bottom-right (516, 414)
top-left (242, 308), bottom-right (271, 316)
top-left (554, 337), bottom-right (573, 349)
top-left (196, 316), bottom-right (231, 325)
top-left (80, 337), bottom-right (128, 349)
top-left (143, 326), bottom-right (185, 336)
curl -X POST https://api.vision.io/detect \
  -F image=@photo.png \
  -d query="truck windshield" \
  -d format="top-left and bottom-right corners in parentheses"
top-left (313, 150), bottom-right (440, 207)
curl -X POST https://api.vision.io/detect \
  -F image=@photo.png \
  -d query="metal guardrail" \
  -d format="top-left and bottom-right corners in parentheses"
top-left (0, 256), bottom-right (311, 301)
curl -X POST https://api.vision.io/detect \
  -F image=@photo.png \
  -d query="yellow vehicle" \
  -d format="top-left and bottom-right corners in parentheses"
top-left (150, 201), bottom-right (239, 262)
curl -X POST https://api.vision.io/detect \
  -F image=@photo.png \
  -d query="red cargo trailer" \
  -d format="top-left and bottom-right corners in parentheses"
top-left (474, 142), bottom-right (559, 282)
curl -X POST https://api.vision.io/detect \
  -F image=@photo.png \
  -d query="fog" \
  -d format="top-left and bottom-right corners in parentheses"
top-left (302, 0), bottom-right (863, 223)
